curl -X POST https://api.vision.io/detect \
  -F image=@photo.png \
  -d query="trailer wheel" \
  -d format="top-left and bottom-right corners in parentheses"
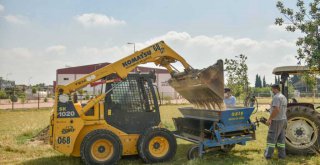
top-left (221, 144), bottom-right (235, 152)
top-left (187, 145), bottom-right (201, 160)
top-left (81, 130), bottom-right (122, 165)
top-left (138, 127), bottom-right (177, 163)
top-left (286, 106), bottom-right (320, 154)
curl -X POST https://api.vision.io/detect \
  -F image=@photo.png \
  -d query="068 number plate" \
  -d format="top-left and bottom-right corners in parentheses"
top-left (57, 136), bottom-right (71, 144)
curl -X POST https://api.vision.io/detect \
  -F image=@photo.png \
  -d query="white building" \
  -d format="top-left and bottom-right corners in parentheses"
top-left (55, 62), bottom-right (176, 98)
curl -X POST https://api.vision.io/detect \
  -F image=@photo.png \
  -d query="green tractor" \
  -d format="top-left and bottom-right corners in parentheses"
top-left (273, 65), bottom-right (320, 154)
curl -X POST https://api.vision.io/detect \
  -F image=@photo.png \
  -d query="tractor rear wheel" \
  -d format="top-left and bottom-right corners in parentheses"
top-left (286, 106), bottom-right (320, 154)
top-left (81, 130), bottom-right (122, 165)
top-left (138, 127), bottom-right (177, 163)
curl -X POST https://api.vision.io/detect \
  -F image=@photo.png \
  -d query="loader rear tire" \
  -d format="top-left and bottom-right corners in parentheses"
top-left (286, 106), bottom-right (320, 155)
top-left (81, 129), bottom-right (122, 165)
top-left (138, 127), bottom-right (177, 163)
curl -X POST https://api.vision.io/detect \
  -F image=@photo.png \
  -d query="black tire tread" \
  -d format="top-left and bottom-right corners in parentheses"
top-left (80, 129), bottom-right (122, 165)
top-left (286, 105), bottom-right (320, 155)
top-left (137, 127), bottom-right (177, 163)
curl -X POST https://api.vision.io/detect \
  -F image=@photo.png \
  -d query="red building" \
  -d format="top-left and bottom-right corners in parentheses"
top-left (54, 62), bottom-right (175, 97)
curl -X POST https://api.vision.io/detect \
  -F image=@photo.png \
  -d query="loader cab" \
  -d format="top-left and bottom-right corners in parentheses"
top-left (104, 73), bottom-right (161, 134)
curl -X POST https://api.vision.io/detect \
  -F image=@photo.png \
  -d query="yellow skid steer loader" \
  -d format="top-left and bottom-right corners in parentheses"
top-left (50, 41), bottom-right (224, 164)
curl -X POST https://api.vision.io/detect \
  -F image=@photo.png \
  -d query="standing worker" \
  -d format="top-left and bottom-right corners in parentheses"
top-left (265, 84), bottom-right (287, 159)
top-left (224, 88), bottom-right (236, 108)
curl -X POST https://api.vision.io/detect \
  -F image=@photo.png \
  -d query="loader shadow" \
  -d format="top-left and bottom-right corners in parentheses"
top-left (172, 143), bottom-right (258, 164)
top-left (21, 155), bottom-right (83, 165)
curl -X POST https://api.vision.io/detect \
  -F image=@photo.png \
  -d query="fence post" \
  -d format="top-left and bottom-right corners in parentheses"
top-left (38, 91), bottom-right (40, 110)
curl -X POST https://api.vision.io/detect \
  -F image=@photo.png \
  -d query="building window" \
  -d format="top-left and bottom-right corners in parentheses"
top-left (63, 78), bottom-right (69, 80)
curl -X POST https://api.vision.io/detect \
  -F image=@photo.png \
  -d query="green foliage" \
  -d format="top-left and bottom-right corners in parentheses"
top-left (225, 54), bottom-right (249, 98)
top-left (0, 90), bottom-right (8, 99)
top-left (44, 97), bottom-right (48, 102)
top-left (32, 87), bottom-right (37, 94)
top-left (20, 96), bottom-right (26, 104)
top-left (10, 95), bottom-right (18, 102)
top-left (275, 0), bottom-right (320, 70)
top-left (85, 94), bottom-right (90, 100)
top-left (262, 76), bottom-right (267, 87)
top-left (301, 72), bottom-right (317, 91)
top-left (255, 74), bottom-right (263, 88)
top-left (78, 89), bottom-right (85, 95)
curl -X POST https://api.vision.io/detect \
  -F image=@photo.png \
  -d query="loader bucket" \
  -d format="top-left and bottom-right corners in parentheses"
top-left (168, 60), bottom-right (225, 110)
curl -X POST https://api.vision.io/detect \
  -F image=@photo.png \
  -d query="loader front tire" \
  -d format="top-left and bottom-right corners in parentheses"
top-left (138, 127), bottom-right (177, 163)
top-left (81, 129), bottom-right (122, 165)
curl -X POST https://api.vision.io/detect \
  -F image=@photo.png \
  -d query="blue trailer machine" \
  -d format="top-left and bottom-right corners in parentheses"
top-left (173, 107), bottom-right (257, 159)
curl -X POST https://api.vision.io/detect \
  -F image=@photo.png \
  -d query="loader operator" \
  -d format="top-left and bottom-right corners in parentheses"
top-left (224, 88), bottom-right (236, 108)
top-left (265, 84), bottom-right (287, 159)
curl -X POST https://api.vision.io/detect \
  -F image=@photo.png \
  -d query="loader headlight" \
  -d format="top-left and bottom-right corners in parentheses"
top-left (59, 94), bottom-right (69, 103)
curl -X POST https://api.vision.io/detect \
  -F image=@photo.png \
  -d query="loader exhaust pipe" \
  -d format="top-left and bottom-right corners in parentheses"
top-left (168, 60), bottom-right (225, 110)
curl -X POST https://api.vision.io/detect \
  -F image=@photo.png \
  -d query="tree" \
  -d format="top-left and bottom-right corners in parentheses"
top-left (263, 76), bottom-right (267, 87)
top-left (32, 87), bottom-right (37, 94)
top-left (0, 90), bottom-right (7, 99)
top-left (255, 74), bottom-right (263, 88)
top-left (255, 74), bottom-right (259, 88)
top-left (225, 54), bottom-right (249, 98)
top-left (258, 75), bottom-right (262, 87)
top-left (275, 0), bottom-right (320, 70)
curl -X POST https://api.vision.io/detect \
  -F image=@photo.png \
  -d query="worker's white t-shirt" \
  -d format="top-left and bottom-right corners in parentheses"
top-left (224, 96), bottom-right (236, 108)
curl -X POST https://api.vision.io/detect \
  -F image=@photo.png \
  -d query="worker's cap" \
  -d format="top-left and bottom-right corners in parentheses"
top-left (224, 88), bottom-right (231, 93)
top-left (271, 84), bottom-right (280, 90)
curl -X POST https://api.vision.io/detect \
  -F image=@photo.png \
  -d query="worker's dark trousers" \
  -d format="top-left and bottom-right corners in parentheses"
top-left (264, 119), bottom-right (287, 159)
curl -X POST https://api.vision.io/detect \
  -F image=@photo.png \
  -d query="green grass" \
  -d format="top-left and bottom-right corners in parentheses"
top-left (0, 106), bottom-right (320, 165)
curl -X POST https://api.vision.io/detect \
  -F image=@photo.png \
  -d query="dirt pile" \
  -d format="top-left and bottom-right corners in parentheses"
top-left (31, 125), bottom-right (50, 144)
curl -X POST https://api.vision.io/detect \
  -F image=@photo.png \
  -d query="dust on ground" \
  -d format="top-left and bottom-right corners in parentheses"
top-left (31, 125), bottom-right (50, 144)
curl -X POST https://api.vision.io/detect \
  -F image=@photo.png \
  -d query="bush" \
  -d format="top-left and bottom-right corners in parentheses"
top-left (0, 90), bottom-right (8, 99)
top-left (20, 96), bottom-right (26, 104)
top-left (85, 94), bottom-right (90, 100)
top-left (44, 97), bottom-right (48, 102)
top-left (10, 95), bottom-right (18, 102)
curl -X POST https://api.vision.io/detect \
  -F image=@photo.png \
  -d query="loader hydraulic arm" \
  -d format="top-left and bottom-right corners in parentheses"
top-left (57, 41), bottom-right (192, 95)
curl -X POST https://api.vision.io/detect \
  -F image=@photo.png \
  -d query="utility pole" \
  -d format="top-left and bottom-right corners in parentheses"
top-left (127, 42), bottom-right (136, 53)
top-left (12, 86), bottom-right (14, 110)
top-left (38, 91), bottom-right (40, 109)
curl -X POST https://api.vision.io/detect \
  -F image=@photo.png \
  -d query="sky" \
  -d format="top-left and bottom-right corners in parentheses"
top-left (0, 0), bottom-right (305, 85)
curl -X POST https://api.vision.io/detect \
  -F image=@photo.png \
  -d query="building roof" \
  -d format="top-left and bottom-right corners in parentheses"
top-left (57, 62), bottom-right (169, 74)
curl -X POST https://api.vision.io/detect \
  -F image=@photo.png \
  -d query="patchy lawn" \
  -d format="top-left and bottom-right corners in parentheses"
top-left (0, 106), bottom-right (319, 165)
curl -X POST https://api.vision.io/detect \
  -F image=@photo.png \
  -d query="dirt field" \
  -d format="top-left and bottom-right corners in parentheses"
top-left (0, 105), bottom-right (320, 165)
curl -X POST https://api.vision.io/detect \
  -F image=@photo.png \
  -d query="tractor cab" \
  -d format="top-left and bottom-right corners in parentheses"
top-left (272, 65), bottom-right (316, 108)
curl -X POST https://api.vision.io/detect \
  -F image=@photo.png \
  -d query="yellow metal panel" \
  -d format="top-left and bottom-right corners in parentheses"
top-left (82, 103), bottom-right (100, 120)
top-left (99, 102), bottom-right (104, 119)
top-left (70, 121), bottom-right (140, 156)
top-left (53, 117), bottom-right (84, 155)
